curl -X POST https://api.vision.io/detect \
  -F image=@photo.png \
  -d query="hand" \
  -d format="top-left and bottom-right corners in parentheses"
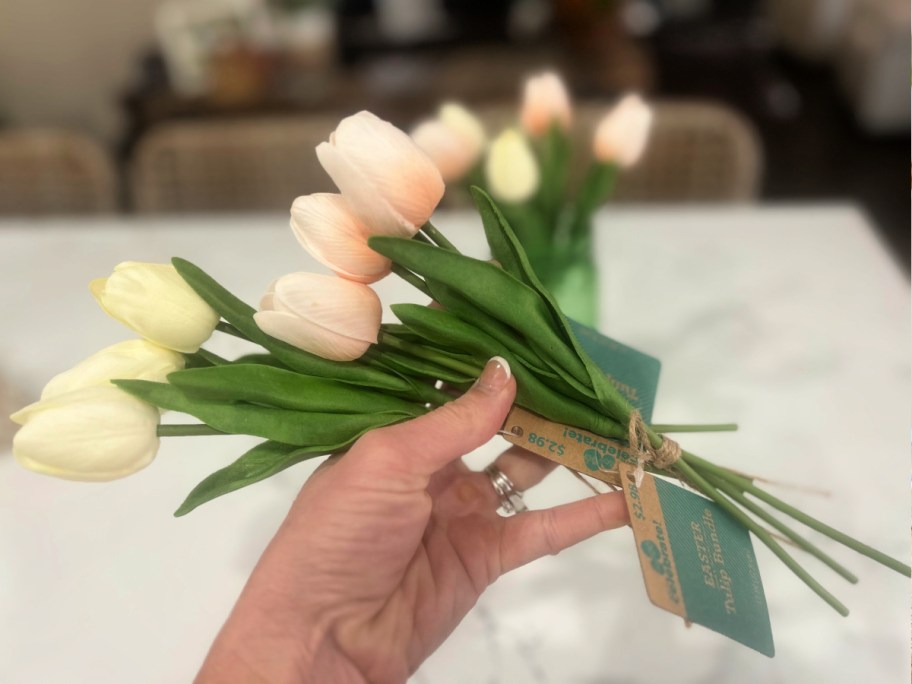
top-left (197, 357), bottom-right (629, 684)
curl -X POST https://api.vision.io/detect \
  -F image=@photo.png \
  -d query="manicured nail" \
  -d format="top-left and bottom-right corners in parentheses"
top-left (477, 356), bottom-right (511, 393)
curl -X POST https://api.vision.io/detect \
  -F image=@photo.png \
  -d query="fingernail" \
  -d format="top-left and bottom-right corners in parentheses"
top-left (477, 356), bottom-right (511, 393)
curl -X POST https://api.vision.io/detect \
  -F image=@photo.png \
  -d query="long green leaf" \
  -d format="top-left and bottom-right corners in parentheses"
top-left (369, 237), bottom-right (590, 386)
top-left (392, 304), bottom-right (624, 439)
top-left (115, 379), bottom-right (412, 446)
top-left (167, 364), bottom-right (426, 416)
top-left (469, 189), bottom-right (632, 420)
top-left (174, 441), bottom-right (332, 516)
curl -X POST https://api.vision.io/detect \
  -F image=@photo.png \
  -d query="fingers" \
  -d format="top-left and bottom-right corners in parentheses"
top-left (362, 357), bottom-right (516, 478)
top-left (490, 445), bottom-right (559, 491)
top-left (498, 492), bottom-right (629, 573)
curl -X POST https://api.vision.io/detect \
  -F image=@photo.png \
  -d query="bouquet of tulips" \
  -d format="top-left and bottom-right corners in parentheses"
top-left (9, 111), bottom-right (908, 622)
top-left (411, 71), bottom-right (653, 324)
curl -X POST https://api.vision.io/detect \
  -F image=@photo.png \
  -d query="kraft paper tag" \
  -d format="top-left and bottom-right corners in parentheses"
top-left (617, 461), bottom-right (775, 657)
top-left (501, 406), bottom-right (636, 486)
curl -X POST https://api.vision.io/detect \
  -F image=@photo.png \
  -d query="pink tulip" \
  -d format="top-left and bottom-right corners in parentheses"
top-left (520, 72), bottom-right (572, 137)
top-left (316, 111), bottom-right (445, 238)
top-left (411, 120), bottom-right (477, 183)
top-left (411, 103), bottom-right (486, 182)
top-left (593, 94), bottom-right (654, 167)
top-left (291, 193), bottom-right (391, 284)
top-left (253, 273), bottom-right (382, 361)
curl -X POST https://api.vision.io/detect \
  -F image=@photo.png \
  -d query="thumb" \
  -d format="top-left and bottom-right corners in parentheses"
top-left (364, 356), bottom-right (515, 478)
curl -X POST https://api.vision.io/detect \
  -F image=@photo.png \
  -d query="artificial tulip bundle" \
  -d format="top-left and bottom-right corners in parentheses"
top-left (411, 71), bottom-right (653, 322)
top-left (9, 111), bottom-right (908, 626)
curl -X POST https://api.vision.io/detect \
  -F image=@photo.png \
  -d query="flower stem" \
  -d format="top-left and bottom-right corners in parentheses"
top-left (703, 470), bottom-right (858, 583)
top-left (676, 458), bottom-right (850, 616)
top-left (650, 423), bottom-right (738, 433)
top-left (196, 348), bottom-right (228, 366)
top-left (378, 332), bottom-right (482, 377)
top-left (391, 264), bottom-right (432, 298)
top-left (158, 424), bottom-right (227, 437)
top-left (421, 220), bottom-right (460, 253)
top-left (215, 321), bottom-right (249, 340)
top-left (687, 453), bottom-right (912, 577)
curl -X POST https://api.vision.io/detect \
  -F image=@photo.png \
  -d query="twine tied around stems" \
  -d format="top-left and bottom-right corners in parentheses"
top-left (628, 410), bottom-right (681, 487)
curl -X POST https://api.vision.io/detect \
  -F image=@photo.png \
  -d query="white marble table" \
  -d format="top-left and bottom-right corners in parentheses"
top-left (0, 206), bottom-right (908, 684)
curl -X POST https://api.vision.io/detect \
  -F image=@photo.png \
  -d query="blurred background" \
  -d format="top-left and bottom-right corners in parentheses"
top-left (0, 0), bottom-right (908, 267)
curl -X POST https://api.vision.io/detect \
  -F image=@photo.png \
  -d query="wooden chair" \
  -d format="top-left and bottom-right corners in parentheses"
top-left (130, 116), bottom-right (341, 213)
top-left (0, 129), bottom-right (118, 215)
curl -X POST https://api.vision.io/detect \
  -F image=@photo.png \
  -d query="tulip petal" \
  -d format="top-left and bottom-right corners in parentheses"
top-left (12, 385), bottom-right (160, 481)
top-left (316, 142), bottom-right (416, 238)
top-left (290, 194), bottom-right (391, 283)
top-left (253, 310), bottom-right (372, 361)
top-left (411, 120), bottom-right (476, 183)
top-left (41, 339), bottom-right (185, 400)
top-left (91, 263), bottom-right (220, 353)
top-left (272, 273), bottom-right (382, 344)
top-left (593, 94), bottom-right (654, 167)
top-left (485, 129), bottom-right (540, 204)
top-left (521, 72), bottom-right (572, 137)
top-left (316, 111), bottom-right (445, 236)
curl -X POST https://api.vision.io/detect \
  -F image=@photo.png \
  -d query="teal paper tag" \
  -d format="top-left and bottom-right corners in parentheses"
top-left (568, 319), bottom-right (661, 423)
top-left (619, 463), bottom-right (775, 656)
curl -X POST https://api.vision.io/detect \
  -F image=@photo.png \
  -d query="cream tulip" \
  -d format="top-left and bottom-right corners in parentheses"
top-left (520, 71), bottom-right (572, 137)
top-left (90, 262), bottom-right (219, 353)
top-left (485, 128), bottom-right (540, 204)
top-left (41, 339), bottom-right (185, 400)
top-left (316, 111), bottom-right (445, 238)
top-left (592, 94), bottom-right (654, 168)
top-left (291, 193), bottom-right (391, 284)
top-left (11, 385), bottom-right (160, 482)
top-left (253, 272), bottom-right (382, 361)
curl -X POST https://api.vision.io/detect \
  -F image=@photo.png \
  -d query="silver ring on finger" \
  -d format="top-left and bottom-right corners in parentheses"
top-left (484, 464), bottom-right (527, 515)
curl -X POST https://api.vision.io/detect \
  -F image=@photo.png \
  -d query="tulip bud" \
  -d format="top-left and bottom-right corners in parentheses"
top-left (484, 128), bottom-right (540, 204)
top-left (592, 94), bottom-right (654, 168)
top-left (90, 262), bottom-right (220, 353)
top-left (11, 385), bottom-right (160, 481)
top-left (411, 102), bottom-right (487, 182)
top-left (291, 193), bottom-right (391, 284)
top-left (316, 111), bottom-right (445, 238)
top-left (41, 339), bottom-right (185, 400)
top-left (411, 120), bottom-right (477, 183)
top-left (253, 272), bottom-right (382, 361)
top-left (520, 72), bottom-right (572, 137)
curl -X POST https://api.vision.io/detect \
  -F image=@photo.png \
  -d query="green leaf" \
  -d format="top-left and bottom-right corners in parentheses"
top-left (174, 441), bottom-right (332, 516)
top-left (368, 237), bottom-right (590, 386)
top-left (171, 258), bottom-right (410, 393)
top-left (465, 192), bottom-right (632, 420)
top-left (392, 304), bottom-right (624, 440)
top-left (115, 379), bottom-right (413, 446)
top-left (424, 277), bottom-right (557, 379)
top-left (167, 364), bottom-right (426, 416)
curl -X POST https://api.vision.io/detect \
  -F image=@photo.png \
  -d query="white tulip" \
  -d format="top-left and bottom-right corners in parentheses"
top-left (11, 385), bottom-right (160, 482)
top-left (253, 272), bottom-right (382, 361)
top-left (593, 94), bottom-right (654, 167)
top-left (316, 111), bottom-right (445, 238)
top-left (90, 262), bottom-right (220, 353)
top-left (291, 193), bottom-right (391, 284)
top-left (41, 339), bottom-right (185, 400)
top-left (485, 128), bottom-right (540, 204)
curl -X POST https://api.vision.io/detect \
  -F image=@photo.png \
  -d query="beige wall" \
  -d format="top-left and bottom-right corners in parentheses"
top-left (0, 0), bottom-right (165, 143)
